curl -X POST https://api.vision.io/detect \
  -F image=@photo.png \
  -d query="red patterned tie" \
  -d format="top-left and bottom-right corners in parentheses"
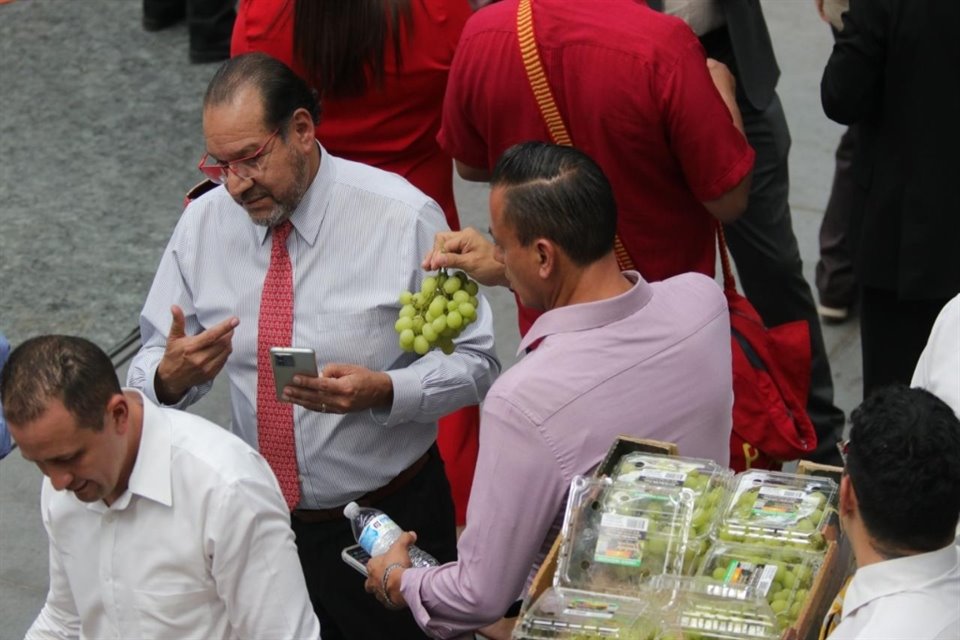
top-left (256, 220), bottom-right (301, 510)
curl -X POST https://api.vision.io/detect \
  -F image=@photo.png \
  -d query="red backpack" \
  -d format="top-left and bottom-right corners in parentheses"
top-left (718, 224), bottom-right (818, 470)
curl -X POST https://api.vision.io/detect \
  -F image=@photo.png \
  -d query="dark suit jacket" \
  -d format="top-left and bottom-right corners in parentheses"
top-left (822, 0), bottom-right (960, 299)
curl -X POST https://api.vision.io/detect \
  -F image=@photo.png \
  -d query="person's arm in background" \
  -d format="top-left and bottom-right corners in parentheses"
top-left (821, 0), bottom-right (887, 125)
top-left (0, 331), bottom-right (12, 459)
top-left (701, 58), bottom-right (752, 222)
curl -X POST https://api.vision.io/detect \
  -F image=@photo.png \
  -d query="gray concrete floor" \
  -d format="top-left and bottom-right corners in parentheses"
top-left (0, 1), bottom-right (859, 637)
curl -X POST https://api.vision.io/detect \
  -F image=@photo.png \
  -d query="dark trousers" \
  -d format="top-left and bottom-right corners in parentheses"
top-left (860, 286), bottom-right (950, 400)
top-left (703, 30), bottom-right (846, 465)
top-left (816, 125), bottom-right (859, 309)
top-left (143, 0), bottom-right (235, 54)
top-left (291, 447), bottom-right (458, 640)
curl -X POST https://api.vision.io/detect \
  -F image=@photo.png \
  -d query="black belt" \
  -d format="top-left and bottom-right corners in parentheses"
top-left (291, 448), bottom-right (432, 523)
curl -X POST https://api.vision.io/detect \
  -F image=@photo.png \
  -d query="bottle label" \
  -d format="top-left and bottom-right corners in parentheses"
top-left (358, 514), bottom-right (401, 554)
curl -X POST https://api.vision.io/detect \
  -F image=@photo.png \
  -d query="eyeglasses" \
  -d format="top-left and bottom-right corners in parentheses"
top-left (837, 439), bottom-right (850, 466)
top-left (197, 129), bottom-right (280, 184)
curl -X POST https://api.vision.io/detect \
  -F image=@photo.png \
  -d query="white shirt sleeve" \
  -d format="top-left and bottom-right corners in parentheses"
top-left (26, 485), bottom-right (81, 640)
top-left (206, 466), bottom-right (321, 639)
top-left (127, 230), bottom-right (214, 409)
top-left (377, 202), bottom-right (500, 427)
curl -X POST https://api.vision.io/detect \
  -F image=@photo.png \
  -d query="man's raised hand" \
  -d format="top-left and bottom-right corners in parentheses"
top-left (154, 305), bottom-right (238, 404)
top-left (421, 227), bottom-right (508, 288)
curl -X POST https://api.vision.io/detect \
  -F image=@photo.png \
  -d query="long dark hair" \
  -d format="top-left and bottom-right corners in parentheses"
top-left (293, 0), bottom-right (412, 99)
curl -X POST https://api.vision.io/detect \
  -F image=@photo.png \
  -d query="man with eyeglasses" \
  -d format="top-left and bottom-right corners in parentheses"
top-left (127, 52), bottom-right (499, 640)
top-left (823, 385), bottom-right (960, 639)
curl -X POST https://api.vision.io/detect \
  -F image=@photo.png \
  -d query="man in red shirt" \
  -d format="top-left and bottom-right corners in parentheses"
top-left (437, 0), bottom-right (754, 332)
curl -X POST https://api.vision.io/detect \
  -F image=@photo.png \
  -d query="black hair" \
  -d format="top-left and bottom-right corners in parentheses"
top-left (204, 52), bottom-right (322, 134)
top-left (293, 0), bottom-right (412, 99)
top-left (490, 142), bottom-right (617, 265)
top-left (847, 384), bottom-right (960, 552)
top-left (0, 335), bottom-right (121, 430)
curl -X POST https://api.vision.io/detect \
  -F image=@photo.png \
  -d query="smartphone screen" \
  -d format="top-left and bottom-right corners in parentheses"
top-left (341, 544), bottom-right (371, 577)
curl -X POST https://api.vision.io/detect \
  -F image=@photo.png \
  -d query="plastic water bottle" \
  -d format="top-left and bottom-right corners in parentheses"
top-left (343, 502), bottom-right (439, 567)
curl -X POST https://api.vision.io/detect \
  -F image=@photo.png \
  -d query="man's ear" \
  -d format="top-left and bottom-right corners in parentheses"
top-left (290, 107), bottom-right (316, 150)
top-left (839, 473), bottom-right (858, 517)
top-left (106, 394), bottom-right (130, 435)
top-left (535, 238), bottom-right (556, 278)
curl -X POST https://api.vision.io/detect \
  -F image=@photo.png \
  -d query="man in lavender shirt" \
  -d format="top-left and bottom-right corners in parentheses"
top-left (364, 142), bottom-right (733, 638)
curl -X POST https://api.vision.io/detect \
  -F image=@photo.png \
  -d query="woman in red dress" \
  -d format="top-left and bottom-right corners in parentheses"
top-left (231, 0), bottom-right (478, 527)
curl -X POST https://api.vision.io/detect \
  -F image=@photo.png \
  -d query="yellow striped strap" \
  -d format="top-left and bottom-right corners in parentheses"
top-left (515, 0), bottom-right (635, 271)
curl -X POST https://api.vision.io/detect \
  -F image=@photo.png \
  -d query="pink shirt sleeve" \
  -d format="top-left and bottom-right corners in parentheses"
top-left (400, 395), bottom-right (568, 638)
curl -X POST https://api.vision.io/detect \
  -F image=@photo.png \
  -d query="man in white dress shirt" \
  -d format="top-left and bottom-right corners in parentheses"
top-left (126, 52), bottom-right (499, 639)
top-left (1, 335), bottom-right (320, 639)
top-left (829, 385), bottom-right (960, 639)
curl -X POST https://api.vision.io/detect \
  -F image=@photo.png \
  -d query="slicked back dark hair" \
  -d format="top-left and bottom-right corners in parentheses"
top-left (490, 142), bottom-right (617, 266)
top-left (0, 335), bottom-right (121, 431)
top-left (204, 52), bottom-right (321, 137)
top-left (847, 385), bottom-right (960, 552)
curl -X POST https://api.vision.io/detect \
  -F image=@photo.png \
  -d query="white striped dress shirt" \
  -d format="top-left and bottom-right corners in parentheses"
top-left (128, 145), bottom-right (500, 509)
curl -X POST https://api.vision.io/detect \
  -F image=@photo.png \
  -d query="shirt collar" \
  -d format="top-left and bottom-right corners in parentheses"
top-left (87, 389), bottom-right (173, 512)
top-left (254, 142), bottom-right (333, 248)
top-left (516, 271), bottom-right (653, 355)
top-left (841, 544), bottom-right (960, 621)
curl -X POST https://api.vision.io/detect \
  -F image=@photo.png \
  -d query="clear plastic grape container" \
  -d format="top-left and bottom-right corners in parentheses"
top-left (555, 476), bottom-right (695, 595)
top-left (655, 576), bottom-right (781, 640)
top-left (513, 587), bottom-right (663, 640)
top-left (716, 471), bottom-right (837, 551)
top-left (611, 454), bottom-right (734, 573)
top-left (696, 542), bottom-right (824, 631)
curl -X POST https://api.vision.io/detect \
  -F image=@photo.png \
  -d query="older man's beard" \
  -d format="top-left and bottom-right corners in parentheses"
top-left (247, 151), bottom-right (311, 228)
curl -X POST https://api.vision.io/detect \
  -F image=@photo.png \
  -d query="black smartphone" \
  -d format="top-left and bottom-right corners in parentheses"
top-left (341, 543), bottom-right (371, 577)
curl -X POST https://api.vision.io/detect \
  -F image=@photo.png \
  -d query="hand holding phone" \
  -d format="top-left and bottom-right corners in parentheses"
top-left (341, 544), bottom-right (371, 577)
top-left (269, 347), bottom-right (319, 401)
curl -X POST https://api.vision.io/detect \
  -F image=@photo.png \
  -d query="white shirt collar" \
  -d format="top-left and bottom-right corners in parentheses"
top-left (842, 543), bottom-right (960, 621)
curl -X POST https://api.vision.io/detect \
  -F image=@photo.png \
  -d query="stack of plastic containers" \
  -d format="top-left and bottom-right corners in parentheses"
top-left (706, 470), bottom-right (838, 630)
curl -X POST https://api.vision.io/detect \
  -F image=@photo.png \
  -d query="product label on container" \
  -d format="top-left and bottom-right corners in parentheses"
top-left (751, 486), bottom-right (805, 525)
top-left (717, 560), bottom-right (779, 597)
top-left (594, 513), bottom-right (648, 566)
top-left (358, 514), bottom-right (401, 554)
top-left (617, 457), bottom-right (702, 486)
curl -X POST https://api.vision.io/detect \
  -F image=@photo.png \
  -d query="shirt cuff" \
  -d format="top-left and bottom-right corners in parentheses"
top-left (372, 367), bottom-right (424, 427)
top-left (400, 568), bottom-right (457, 639)
top-left (140, 361), bottom-right (207, 410)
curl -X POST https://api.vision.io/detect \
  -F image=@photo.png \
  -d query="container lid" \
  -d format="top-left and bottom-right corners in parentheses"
top-left (555, 476), bottom-right (694, 595)
top-left (612, 453), bottom-right (733, 543)
top-left (655, 576), bottom-right (781, 640)
top-left (513, 587), bottom-right (661, 640)
top-left (717, 470), bottom-right (837, 550)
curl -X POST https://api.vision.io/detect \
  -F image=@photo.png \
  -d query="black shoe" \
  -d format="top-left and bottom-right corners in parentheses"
top-left (143, 1), bottom-right (185, 31)
top-left (189, 45), bottom-right (230, 64)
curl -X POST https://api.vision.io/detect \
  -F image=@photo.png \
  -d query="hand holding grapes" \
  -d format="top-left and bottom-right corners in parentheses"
top-left (422, 228), bottom-right (509, 288)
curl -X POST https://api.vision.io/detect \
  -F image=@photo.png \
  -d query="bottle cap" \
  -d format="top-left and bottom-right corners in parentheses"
top-left (343, 501), bottom-right (360, 519)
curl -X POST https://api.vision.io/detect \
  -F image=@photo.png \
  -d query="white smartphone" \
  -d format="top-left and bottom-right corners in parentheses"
top-left (269, 347), bottom-right (319, 401)
top-left (341, 543), bottom-right (371, 577)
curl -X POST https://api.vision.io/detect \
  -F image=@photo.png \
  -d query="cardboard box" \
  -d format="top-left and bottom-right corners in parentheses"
top-left (521, 438), bottom-right (854, 640)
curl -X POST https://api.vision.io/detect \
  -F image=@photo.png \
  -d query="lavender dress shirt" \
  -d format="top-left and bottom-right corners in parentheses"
top-left (400, 271), bottom-right (733, 638)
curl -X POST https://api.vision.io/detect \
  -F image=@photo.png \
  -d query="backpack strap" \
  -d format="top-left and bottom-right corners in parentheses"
top-left (516, 0), bottom-right (636, 271)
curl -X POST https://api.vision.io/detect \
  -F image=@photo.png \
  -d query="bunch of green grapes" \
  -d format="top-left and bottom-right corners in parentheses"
top-left (701, 546), bottom-right (821, 631)
top-left (718, 475), bottom-right (832, 551)
top-left (395, 269), bottom-right (480, 355)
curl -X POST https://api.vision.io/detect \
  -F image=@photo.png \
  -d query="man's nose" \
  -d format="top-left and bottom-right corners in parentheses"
top-left (48, 469), bottom-right (74, 492)
top-left (224, 170), bottom-right (253, 198)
